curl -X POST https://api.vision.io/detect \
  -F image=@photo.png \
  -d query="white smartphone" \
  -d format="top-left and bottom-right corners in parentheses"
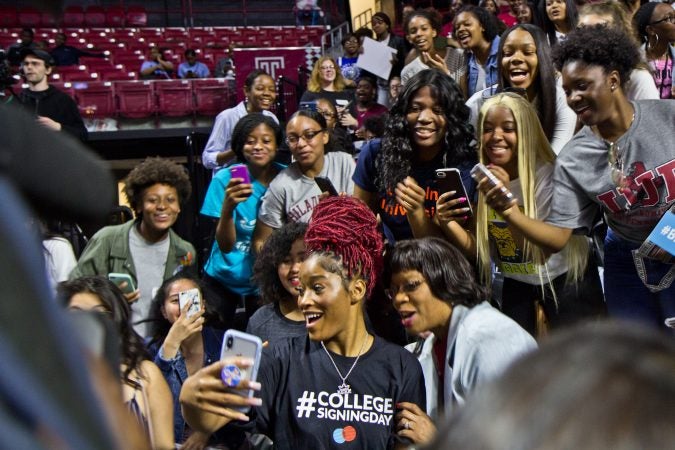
top-left (178, 288), bottom-right (201, 319)
top-left (108, 273), bottom-right (136, 294)
top-left (470, 163), bottom-right (514, 200)
top-left (220, 330), bottom-right (263, 413)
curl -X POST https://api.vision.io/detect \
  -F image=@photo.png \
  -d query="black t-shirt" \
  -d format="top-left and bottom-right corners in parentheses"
top-left (256, 335), bottom-right (426, 449)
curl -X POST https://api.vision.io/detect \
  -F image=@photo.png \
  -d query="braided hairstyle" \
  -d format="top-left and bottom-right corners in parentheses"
top-left (304, 196), bottom-right (384, 298)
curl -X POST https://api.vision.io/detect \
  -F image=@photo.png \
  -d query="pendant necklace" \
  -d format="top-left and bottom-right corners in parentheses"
top-left (321, 333), bottom-right (370, 395)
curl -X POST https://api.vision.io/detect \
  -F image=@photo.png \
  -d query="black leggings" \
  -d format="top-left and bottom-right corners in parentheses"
top-left (500, 264), bottom-right (606, 336)
top-left (201, 274), bottom-right (260, 331)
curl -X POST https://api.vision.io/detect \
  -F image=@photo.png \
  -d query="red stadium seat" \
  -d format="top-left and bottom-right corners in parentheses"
top-left (0, 6), bottom-right (16, 27)
top-left (106, 6), bottom-right (125, 27)
top-left (62, 6), bottom-right (84, 28)
top-left (84, 6), bottom-right (106, 27)
top-left (41, 11), bottom-right (57, 27)
top-left (50, 81), bottom-right (75, 98)
top-left (115, 80), bottom-right (156, 118)
top-left (156, 79), bottom-right (194, 117)
top-left (72, 81), bottom-right (116, 118)
top-left (193, 78), bottom-right (235, 116)
top-left (55, 65), bottom-right (91, 82)
top-left (17, 7), bottom-right (41, 28)
top-left (126, 6), bottom-right (147, 27)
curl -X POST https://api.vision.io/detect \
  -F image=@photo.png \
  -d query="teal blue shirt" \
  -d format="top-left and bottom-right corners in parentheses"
top-left (200, 162), bottom-right (285, 294)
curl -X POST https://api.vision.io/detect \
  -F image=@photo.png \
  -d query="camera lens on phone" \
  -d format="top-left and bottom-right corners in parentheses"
top-left (227, 336), bottom-right (233, 348)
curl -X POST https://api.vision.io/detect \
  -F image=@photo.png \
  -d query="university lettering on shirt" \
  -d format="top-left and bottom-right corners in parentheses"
top-left (379, 185), bottom-right (440, 218)
top-left (288, 195), bottom-right (321, 222)
top-left (596, 158), bottom-right (675, 230)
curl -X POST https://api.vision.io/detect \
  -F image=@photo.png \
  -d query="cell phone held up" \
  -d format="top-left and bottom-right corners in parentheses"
top-left (435, 168), bottom-right (473, 217)
top-left (470, 163), bottom-right (514, 200)
top-left (229, 165), bottom-right (251, 184)
top-left (108, 273), bottom-right (136, 294)
top-left (220, 330), bottom-right (263, 413)
top-left (178, 288), bottom-right (201, 319)
top-left (315, 176), bottom-right (339, 196)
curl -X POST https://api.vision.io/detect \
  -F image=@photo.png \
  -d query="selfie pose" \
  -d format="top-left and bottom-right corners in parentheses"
top-left (180, 196), bottom-right (426, 449)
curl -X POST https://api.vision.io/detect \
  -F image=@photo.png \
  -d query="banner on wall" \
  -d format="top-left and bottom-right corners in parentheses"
top-left (233, 46), bottom-right (321, 103)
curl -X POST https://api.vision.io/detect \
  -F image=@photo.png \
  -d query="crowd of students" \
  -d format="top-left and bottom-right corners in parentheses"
top-left (23, 1), bottom-right (675, 448)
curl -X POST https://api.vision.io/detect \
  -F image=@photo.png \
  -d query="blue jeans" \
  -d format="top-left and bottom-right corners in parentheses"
top-left (603, 228), bottom-right (675, 330)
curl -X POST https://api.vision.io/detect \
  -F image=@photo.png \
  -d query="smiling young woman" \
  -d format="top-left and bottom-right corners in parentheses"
top-left (202, 70), bottom-right (279, 172)
top-left (179, 196), bottom-right (426, 450)
top-left (353, 69), bottom-right (476, 242)
top-left (200, 113), bottom-right (285, 330)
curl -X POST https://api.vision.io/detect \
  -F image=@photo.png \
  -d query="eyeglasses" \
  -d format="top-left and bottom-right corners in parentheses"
top-left (319, 65), bottom-right (335, 71)
top-left (607, 141), bottom-right (627, 190)
top-left (317, 109), bottom-right (336, 119)
top-left (286, 129), bottom-right (325, 146)
top-left (385, 279), bottom-right (425, 300)
top-left (650, 15), bottom-right (675, 25)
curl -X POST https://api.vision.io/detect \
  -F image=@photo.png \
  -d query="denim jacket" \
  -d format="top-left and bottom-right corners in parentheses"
top-left (466, 37), bottom-right (501, 98)
top-left (148, 326), bottom-right (224, 442)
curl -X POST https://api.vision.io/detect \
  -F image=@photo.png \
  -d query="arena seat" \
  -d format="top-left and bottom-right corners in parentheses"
top-left (84, 6), bottom-right (106, 27)
top-left (106, 6), bottom-right (126, 27)
top-left (62, 6), bottom-right (84, 28)
top-left (115, 80), bottom-right (156, 118)
top-left (126, 6), bottom-right (148, 27)
top-left (17, 7), bottom-right (41, 28)
top-left (72, 81), bottom-right (116, 118)
top-left (156, 79), bottom-right (194, 117)
top-left (192, 78), bottom-right (234, 116)
top-left (0, 6), bottom-right (16, 27)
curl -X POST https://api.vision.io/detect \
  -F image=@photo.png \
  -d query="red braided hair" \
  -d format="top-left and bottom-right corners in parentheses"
top-left (304, 196), bottom-right (384, 298)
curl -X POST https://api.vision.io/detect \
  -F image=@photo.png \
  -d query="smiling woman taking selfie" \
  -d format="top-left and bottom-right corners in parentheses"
top-left (179, 196), bottom-right (426, 449)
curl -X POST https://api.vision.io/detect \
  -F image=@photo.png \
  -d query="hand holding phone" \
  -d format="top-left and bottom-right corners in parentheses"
top-left (178, 288), bottom-right (202, 319)
top-left (220, 330), bottom-right (263, 413)
top-left (470, 163), bottom-right (514, 200)
top-left (315, 176), bottom-right (339, 196)
top-left (229, 165), bottom-right (251, 184)
top-left (108, 273), bottom-right (136, 294)
top-left (435, 168), bottom-right (473, 217)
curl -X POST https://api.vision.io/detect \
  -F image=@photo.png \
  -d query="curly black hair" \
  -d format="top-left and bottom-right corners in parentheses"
top-left (231, 113), bottom-right (282, 162)
top-left (404, 9), bottom-right (442, 34)
top-left (252, 222), bottom-right (307, 304)
top-left (454, 5), bottom-right (501, 43)
top-left (552, 24), bottom-right (639, 88)
top-left (123, 157), bottom-right (191, 214)
top-left (58, 276), bottom-right (150, 389)
top-left (376, 69), bottom-right (476, 193)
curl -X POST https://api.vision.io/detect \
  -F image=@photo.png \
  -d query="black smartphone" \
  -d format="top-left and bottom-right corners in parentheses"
top-left (315, 176), bottom-right (339, 196)
top-left (435, 168), bottom-right (473, 216)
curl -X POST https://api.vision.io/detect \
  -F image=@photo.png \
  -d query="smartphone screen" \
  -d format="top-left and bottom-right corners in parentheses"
top-left (220, 330), bottom-right (263, 413)
top-left (435, 168), bottom-right (473, 216)
top-left (178, 288), bottom-right (201, 318)
top-left (229, 165), bottom-right (251, 184)
top-left (315, 176), bottom-right (339, 196)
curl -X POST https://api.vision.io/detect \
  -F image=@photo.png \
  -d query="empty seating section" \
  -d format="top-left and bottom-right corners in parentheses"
top-left (5, 23), bottom-right (324, 119)
top-left (42, 79), bottom-right (238, 119)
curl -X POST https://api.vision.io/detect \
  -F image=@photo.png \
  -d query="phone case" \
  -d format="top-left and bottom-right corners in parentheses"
top-left (178, 288), bottom-right (201, 318)
top-left (470, 164), bottom-right (514, 200)
top-left (108, 273), bottom-right (136, 294)
top-left (229, 165), bottom-right (251, 184)
top-left (436, 169), bottom-right (473, 216)
top-left (220, 330), bottom-right (263, 413)
top-left (315, 176), bottom-right (339, 196)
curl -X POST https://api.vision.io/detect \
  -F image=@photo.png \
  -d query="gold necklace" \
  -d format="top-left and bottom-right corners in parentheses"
top-left (320, 334), bottom-right (370, 395)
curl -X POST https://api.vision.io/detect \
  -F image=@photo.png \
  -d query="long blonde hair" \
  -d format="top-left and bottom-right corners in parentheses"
top-left (307, 56), bottom-right (347, 93)
top-left (475, 93), bottom-right (588, 286)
